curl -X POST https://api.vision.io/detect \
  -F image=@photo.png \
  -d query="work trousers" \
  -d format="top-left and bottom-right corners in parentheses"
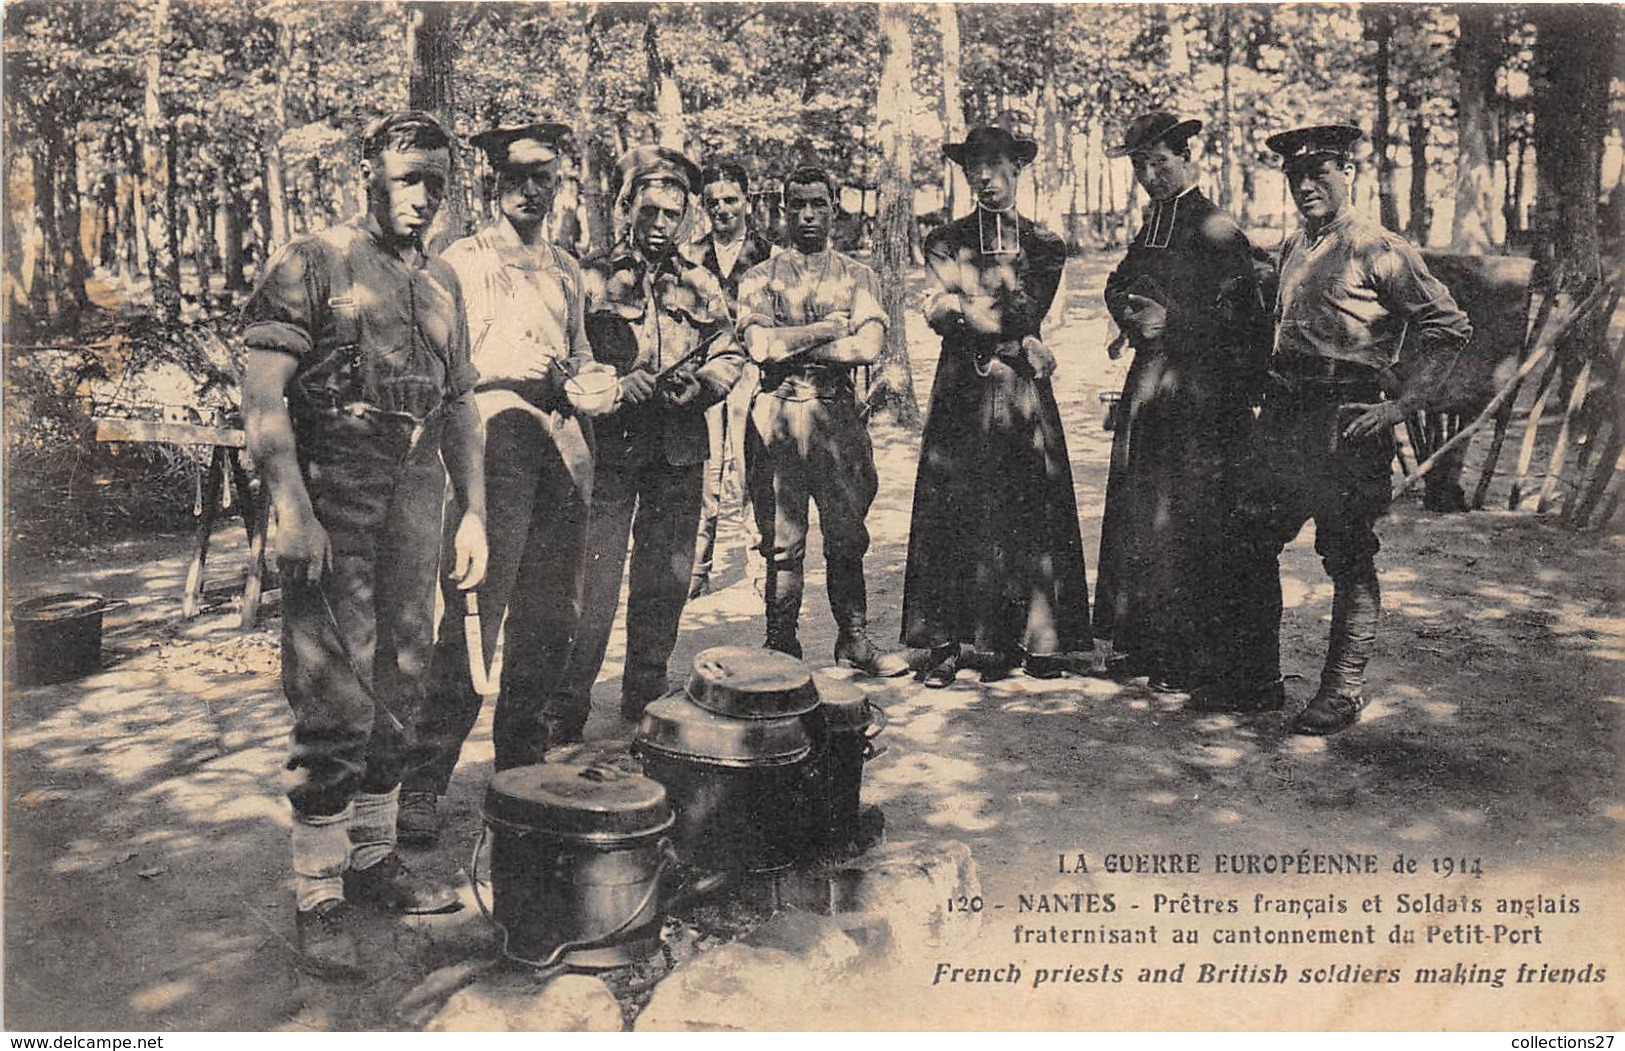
top-left (747, 392), bottom-right (877, 599)
top-left (694, 362), bottom-right (760, 584)
top-left (282, 416), bottom-right (446, 818)
top-left (405, 404), bottom-right (593, 789)
top-left (1203, 383), bottom-right (1394, 687)
top-left (554, 454), bottom-right (704, 719)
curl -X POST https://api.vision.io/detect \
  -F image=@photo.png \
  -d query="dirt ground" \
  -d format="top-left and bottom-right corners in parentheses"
top-left (5, 254), bottom-right (1623, 1031)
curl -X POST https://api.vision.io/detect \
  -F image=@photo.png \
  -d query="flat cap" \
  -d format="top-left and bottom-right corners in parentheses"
top-left (1266, 124), bottom-right (1363, 166)
top-left (614, 144), bottom-right (703, 197)
top-left (468, 121), bottom-right (574, 160)
top-left (943, 126), bottom-right (1039, 168)
top-left (1106, 112), bottom-right (1202, 159)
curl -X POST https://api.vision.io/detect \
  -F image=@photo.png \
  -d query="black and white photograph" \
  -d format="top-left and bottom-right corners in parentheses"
top-left (3, 0), bottom-right (1623, 1034)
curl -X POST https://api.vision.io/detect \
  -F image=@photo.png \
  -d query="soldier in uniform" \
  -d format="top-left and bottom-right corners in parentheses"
top-left (689, 161), bottom-right (776, 599)
top-left (240, 112), bottom-right (486, 977)
top-left (1194, 125), bottom-right (1471, 734)
top-left (735, 164), bottom-right (910, 676)
top-left (398, 121), bottom-right (616, 846)
top-left (551, 146), bottom-right (746, 724)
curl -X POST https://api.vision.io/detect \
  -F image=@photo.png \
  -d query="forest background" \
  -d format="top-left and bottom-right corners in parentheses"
top-left (4, 1), bottom-right (1622, 555)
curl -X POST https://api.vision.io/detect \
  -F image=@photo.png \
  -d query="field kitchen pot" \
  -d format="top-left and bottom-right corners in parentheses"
top-left (479, 757), bottom-right (674, 969)
top-left (635, 647), bottom-right (825, 872)
top-left (10, 593), bottom-right (128, 686)
top-left (809, 674), bottom-right (887, 856)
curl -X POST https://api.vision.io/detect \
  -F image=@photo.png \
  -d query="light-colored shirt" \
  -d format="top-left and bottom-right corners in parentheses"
top-left (737, 247), bottom-right (888, 401)
top-left (1275, 210), bottom-right (1471, 371)
top-left (440, 217), bottom-right (591, 388)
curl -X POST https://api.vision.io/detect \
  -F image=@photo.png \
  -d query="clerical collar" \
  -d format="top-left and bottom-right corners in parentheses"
top-left (1142, 185), bottom-right (1198, 250)
top-left (976, 204), bottom-right (1020, 256)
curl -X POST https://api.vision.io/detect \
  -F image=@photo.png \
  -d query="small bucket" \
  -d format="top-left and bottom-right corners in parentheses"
top-left (9, 593), bottom-right (128, 686)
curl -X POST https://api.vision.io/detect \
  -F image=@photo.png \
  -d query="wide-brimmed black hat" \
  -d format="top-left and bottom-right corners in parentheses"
top-left (468, 121), bottom-right (574, 160)
top-left (1105, 111), bottom-right (1203, 158)
top-left (1266, 124), bottom-right (1363, 167)
top-left (943, 126), bottom-right (1039, 168)
top-left (613, 144), bottom-right (703, 197)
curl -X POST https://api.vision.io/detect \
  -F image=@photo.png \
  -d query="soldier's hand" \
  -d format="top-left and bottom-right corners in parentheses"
top-left (661, 369), bottom-right (703, 408)
top-left (822, 312), bottom-right (851, 340)
top-left (1125, 294), bottom-right (1167, 341)
top-left (448, 511), bottom-right (488, 591)
top-left (274, 506), bottom-right (332, 586)
top-left (618, 369), bottom-right (657, 406)
top-left (1341, 401), bottom-right (1406, 441)
top-left (1021, 336), bottom-right (1057, 380)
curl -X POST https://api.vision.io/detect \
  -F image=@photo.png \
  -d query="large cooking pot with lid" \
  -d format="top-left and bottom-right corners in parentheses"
top-left (635, 647), bottom-right (825, 871)
top-left (480, 755), bottom-right (673, 969)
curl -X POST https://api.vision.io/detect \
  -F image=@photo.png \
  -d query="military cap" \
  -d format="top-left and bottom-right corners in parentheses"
top-left (468, 120), bottom-right (574, 161)
top-left (614, 144), bottom-right (703, 197)
top-left (1266, 124), bottom-right (1364, 168)
top-left (943, 126), bottom-right (1039, 169)
top-left (1105, 111), bottom-right (1203, 159)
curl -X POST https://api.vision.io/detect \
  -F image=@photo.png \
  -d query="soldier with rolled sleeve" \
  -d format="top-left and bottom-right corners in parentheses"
top-left (736, 164), bottom-right (910, 676)
top-left (550, 145), bottom-right (747, 724)
top-left (1193, 125), bottom-right (1471, 734)
top-left (239, 111), bottom-right (486, 978)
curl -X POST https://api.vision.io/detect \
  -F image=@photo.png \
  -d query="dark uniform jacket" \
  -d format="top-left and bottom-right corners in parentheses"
top-left (582, 243), bottom-right (746, 468)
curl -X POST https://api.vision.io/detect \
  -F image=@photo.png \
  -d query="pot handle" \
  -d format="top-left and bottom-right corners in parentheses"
top-left (862, 700), bottom-right (889, 739)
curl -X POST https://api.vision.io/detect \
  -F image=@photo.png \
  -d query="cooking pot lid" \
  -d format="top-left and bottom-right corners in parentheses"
top-left (685, 645), bottom-right (819, 719)
top-left (637, 692), bottom-right (812, 764)
top-left (812, 674), bottom-right (874, 730)
top-left (485, 760), bottom-right (671, 838)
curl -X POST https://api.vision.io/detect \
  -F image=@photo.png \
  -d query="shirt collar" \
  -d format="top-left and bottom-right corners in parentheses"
top-left (354, 212), bottom-right (427, 267)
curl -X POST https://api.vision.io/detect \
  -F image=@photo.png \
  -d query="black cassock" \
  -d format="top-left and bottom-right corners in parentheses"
top-left (1097, 187), bottom-right (1269, 683)
top-left (902, 208), bottom-right (1091, 658)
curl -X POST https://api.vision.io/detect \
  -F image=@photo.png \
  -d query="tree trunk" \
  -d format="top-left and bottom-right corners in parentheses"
top-left (1508, 127), bottom-right (1529, 244)
top-left (1038, 62), bottom-right (1064, 233)
top-left (48, 132), bottom-right (90, 316)
top-left (1531, 6), bottom-right (1617, 290)
top-left (872, 3), bottom-right (921, 428)
top-left (1367, 8), bottom-right (1402, 233)
top-left (407, 1), bottom-right (469, 250)
top-left (1451, 3), bottom-right (1499, 251)
top-left (644, 12), bottom-right (685, 151)
top-left (1406, 108), bottom-right (1430, 244)
top-left (28, 141), bottom-right (57, 319)
top-left (141, 0), bottom-right (182, 324)
top-left (219, 160), bottom-right (247, 291)
top-left (937, 3), bottom-right (965, 219)
top-left (1218, 7), bottom-right (1235, 212)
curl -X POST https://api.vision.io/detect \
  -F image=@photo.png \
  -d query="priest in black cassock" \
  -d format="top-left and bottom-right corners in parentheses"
top-left (1095, 112), bottom-right (1271, 693)
top-left (901, 125), bottom-right (1091, 687)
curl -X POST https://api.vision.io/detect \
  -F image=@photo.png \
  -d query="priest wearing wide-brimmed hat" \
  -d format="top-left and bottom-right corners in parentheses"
top-left (900, 123), bottom-right (1092, 687)
top-left (1091, 111), bottom-right (1271, 700)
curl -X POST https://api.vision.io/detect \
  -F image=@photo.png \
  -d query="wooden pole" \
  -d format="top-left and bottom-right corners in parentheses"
top-left (1393, 282), bottom-right (1611, 500)
top-left (1472, 289), bottom-right (1555, 508)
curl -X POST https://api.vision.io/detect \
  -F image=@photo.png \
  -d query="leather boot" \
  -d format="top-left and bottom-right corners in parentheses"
top-left (1293, 571), bottom-right (1379, 735)
top-left (689, 516), bottom-right (718, 599)
top-left (292, 805), bottom-right (361, 978)
top-left (764, 566), bottom-right (804, 659)
top-left (827, 558), bottom-right (909, 677)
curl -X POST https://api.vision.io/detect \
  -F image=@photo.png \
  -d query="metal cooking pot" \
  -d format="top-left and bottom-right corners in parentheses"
top-left (10, 593), bottom-right (128, 686)
top-left (809, 674), bottom-right (887, 857)
top-left (636, 653), bottom-right (826, 872)
top-left (479, 757), bottom-right (674, 969)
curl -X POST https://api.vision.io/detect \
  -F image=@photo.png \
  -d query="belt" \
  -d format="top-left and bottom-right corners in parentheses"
top-left (1270, 356), bottom-right (1381, 383)
top-left (760, 364), bottom-right (855, 400)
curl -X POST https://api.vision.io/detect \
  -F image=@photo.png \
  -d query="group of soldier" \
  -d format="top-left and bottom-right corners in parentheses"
top-left (239, 106), bottom-right (1469, 979)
